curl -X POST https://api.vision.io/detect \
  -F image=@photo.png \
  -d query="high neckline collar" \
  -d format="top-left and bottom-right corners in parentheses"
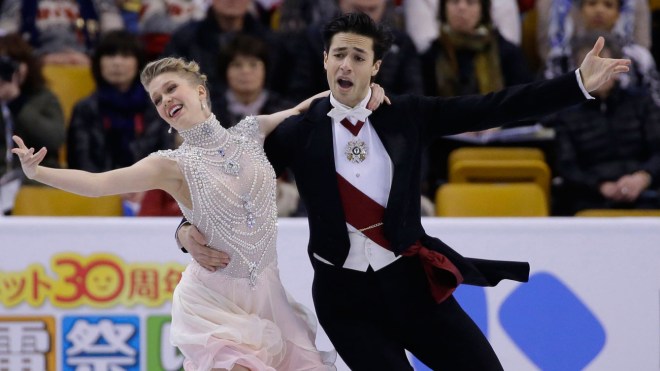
top-left (178, 114), bottom-right (228, 149)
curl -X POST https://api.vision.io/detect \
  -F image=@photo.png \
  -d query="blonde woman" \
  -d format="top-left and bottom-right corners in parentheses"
top-left (12, 57), bottom-right (385, 371)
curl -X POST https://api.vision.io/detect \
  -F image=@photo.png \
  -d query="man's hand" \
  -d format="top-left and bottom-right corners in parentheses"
top-left (615, 171), bottom-right (651, 202)
top-left (579, 36), bottom-right (631, 92)
top-left (178, 224), bottom-right (230, 271)
top-left (599, 171), bottom-right (651, 202)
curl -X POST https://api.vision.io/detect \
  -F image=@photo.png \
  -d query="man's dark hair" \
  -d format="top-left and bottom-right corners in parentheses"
top-left (322, 12), bottom-right (393, 62)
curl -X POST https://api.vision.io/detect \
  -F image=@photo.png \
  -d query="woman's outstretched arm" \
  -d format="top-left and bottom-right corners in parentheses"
top-left (257, 91), bottom-right (330, 137)
top-left (257, 84), bottom-right (391, 137)
top-left (12, 135), bottom-right (178, 197)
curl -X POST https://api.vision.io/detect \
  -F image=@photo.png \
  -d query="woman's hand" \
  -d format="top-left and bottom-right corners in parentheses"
top-left (366, 83), bottom-right (391, 111)
top-left (11, 135), bottom-right (46, 179)
top-left (259, 91), bottom-right (331, 136)
top-left (294, 91), bottom-right (330, 114)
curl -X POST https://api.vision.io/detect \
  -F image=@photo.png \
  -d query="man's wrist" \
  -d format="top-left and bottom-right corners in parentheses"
top-left (575, 69), bottom-right (595, 100)
top-left (176, 221), bottom-right (191, 253)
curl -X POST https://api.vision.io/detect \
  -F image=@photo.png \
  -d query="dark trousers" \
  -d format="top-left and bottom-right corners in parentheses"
top-left (312, 256), bottom-right (503, 371)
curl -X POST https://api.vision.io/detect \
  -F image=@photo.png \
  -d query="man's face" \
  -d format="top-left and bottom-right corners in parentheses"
top-left (324, 32), bottom-right (381, 107)
top-left (339, 0), bottom-right (387, 23)
top-left (581, 0), bottom-right (620, 31)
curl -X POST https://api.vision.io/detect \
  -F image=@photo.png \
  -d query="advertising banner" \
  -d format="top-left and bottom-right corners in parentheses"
top-left (1, 217), bottom-right (658, 371)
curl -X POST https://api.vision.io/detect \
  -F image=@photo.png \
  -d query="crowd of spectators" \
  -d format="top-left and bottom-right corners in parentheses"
top-left (1, 0), bottom-right (659, 216)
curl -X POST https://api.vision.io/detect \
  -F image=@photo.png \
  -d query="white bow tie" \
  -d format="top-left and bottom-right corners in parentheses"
top-left (327, 104), bottom-right (372, 123)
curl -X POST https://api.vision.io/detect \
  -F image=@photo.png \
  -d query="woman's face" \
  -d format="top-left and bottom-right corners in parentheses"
top-left (445, 0), bottom-right (482, 34)
top-left (147, 72), bottom-right (208, 130)
top-left (226, 54), bottom-right (265, 97)
top-left (581, 0), bottom-right (620, 31)
top-left (100, 54), bottom-right (138, 91)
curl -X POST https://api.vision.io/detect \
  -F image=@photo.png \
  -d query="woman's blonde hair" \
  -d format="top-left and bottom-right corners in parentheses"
top-left (140, 57), bottom-right (211, 107)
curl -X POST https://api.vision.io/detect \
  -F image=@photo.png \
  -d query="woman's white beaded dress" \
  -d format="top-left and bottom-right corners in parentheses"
top-left (153, 115), bottom-right (335, 371)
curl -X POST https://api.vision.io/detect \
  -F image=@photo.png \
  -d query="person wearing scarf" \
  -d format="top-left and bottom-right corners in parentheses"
top-left (212, 34), bottom-right (293, 128)
top-left (419, 0), bottom-right (534, 198)
top-left (67, 29), bottom-right (172, 172)
top-left (421, 0), bottom-right (533, 98)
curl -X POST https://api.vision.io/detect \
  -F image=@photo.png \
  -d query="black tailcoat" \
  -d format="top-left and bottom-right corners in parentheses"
top-left (264, 72), bottom-right (586, 286)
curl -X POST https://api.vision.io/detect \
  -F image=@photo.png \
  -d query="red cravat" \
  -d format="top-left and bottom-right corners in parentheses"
top-left (340, 118), bottom-right (364, 136)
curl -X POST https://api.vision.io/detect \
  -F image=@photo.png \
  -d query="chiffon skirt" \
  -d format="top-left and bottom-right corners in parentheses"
top-left (171, 260), bottom-right (336, 371)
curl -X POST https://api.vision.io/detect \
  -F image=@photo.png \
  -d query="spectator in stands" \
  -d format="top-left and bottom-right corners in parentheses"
top-left (538, 0), bottom-right (652, 78)
top-left (277, 0), bottom-right (341, 32)
top-left (67, 30), bottom-right (172, 172)
top-left (544, 33), bottom-right (660, 215)
top-left (403, 0), bottom-right (522, 54)
top-left (214, 34), bottom-right (294, 128)
top-left (420, 0), bottom-right (534, 97)
top-left (0, 33), bottom-right (65, 182)
top-left (289, 0), bottom-right (423, 100)
top-left (163, 0), bottom-right (292, 96)
top-left (136, 0), bottom-right (208, 60)
top-left (537, 0), bottom-right (650, 63)
top-left (419, 0), bottom-right (534, 198)
top-left (0, 0), bottom-right (124, 66)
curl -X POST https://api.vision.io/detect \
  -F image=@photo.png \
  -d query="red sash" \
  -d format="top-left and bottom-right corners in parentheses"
top-left (336, 173), bottom-right (464, 303)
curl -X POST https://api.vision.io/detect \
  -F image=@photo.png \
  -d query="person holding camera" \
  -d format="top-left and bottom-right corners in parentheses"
top-left (0, 33), bottom-right (65, 214)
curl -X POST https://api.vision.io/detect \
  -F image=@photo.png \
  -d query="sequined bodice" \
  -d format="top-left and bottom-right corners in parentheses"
top-left (153, 115), bottom-right (278, 285)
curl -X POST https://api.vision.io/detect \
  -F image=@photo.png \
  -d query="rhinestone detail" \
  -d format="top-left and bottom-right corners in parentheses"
top-left (152, 115), bottom-right (278, 287)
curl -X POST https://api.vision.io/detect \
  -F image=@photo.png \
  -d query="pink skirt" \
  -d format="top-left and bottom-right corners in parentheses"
top-left (171, 260), bottom-right (336, 371)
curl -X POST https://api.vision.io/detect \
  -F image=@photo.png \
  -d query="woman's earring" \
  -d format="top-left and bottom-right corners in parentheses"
top-left (168, 126), bottom-right (173, 134)
top-left (200, 100), bottom-right (206, 111)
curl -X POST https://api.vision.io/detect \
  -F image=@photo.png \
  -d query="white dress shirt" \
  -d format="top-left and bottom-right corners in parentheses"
top-left (313, 91), bottom-right (400, 272)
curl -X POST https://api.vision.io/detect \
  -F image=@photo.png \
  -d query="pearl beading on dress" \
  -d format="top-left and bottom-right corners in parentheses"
top-left (153, 115), bottom-right (278, 287)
